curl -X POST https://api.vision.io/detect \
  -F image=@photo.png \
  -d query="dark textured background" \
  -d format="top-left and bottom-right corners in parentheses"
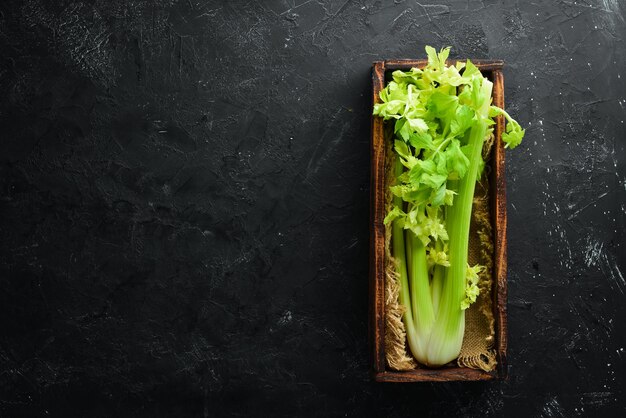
top-left (0, 0), bottom-right (624, 416)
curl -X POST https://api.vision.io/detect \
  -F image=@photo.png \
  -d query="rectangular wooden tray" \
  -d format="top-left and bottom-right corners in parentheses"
top-left (369, 59), bottom-right (508, 382)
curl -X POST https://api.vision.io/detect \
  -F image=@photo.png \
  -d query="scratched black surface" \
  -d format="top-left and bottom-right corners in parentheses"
top-left (0, 0), bottom-right (624, 417)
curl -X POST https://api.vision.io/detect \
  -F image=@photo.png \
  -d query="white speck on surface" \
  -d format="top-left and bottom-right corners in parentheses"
top-left (278, 310), bottom-right (293, 325)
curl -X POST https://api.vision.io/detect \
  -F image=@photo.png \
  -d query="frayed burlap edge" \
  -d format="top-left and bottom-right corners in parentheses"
top-left (385, 254), bottom-right (417, 370)
top-left (383, 133), bottom-right (416, 371)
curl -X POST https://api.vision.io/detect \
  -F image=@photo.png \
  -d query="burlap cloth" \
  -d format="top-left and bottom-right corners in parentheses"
top-left (384, 132), bottom-right (497, 372)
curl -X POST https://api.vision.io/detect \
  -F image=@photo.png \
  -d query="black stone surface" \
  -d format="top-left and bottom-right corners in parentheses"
top-left (0, 0), bottom-right (624, 416)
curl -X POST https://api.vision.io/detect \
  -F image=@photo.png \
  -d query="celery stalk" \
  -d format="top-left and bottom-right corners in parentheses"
top-left (391, 158), bottom-right (422, 358)
top-left (376, 47), bottom-right (523, 368)
top-left (406, 227), bottom-right (435, 363)
top-left (425, 82), bottom-right (493, 366)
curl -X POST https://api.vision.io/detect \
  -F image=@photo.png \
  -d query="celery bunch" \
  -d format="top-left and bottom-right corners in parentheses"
top-left (373, 46), bottom-right (524, 367)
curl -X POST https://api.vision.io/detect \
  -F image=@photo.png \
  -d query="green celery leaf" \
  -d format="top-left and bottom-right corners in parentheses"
top-left (392, 68), bottom-right (422, 84)
top-left (437, 47), bottom-right (450, 66)
top-left (445, 139), bottom-right (470, 178)
top-left (394, 140), bottom-right (411, 159)
top-left (503, 122), bottom-right (525, 149)
top-left (430, 183), bottom-right (447, 206)
top-left (462, 59), bottom-right (481, 79)
top-left (408, 130), bottom-right (434, 151)
top-left (461, 264), bottom-right (484, 310)
top-left (428, 247), bottom-right (450, 267)
top-left (398, 119), bottom-right (412, 141)
top-left (407, 117), bottom-right (429, 133)
top-left (384, 205), bottom-right (405, 225)
top-left (421, 173), bottom-right (448, 189)
top-left (425, 46), bottom-right (439, 68)
top-left (427, 92), bottom-right (458, 118)
top-left (443, 189), bottom-right (455, 205)
top-left (450, 105), bottom-right (475, 135)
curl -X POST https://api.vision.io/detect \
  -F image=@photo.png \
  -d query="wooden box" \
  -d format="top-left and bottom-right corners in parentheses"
top-left (369, 60), bottom-right (508, 382)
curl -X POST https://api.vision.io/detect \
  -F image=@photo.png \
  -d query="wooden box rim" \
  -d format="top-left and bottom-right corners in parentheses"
top-left (369, 59), bottom-right (508, 382)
